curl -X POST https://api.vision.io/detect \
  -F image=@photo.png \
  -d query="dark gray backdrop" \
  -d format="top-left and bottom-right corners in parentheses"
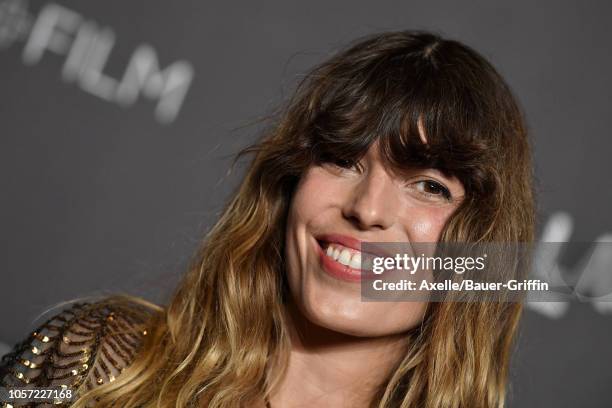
top-left (1, 1), bottom-right (611, 406)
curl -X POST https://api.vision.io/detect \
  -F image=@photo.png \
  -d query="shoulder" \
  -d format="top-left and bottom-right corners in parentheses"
top-left (0, 295), bottom-right (160, 401)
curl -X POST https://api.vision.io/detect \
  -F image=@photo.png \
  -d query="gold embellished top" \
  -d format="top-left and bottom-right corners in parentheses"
top-left (0, 299), bottom-right (152, 407)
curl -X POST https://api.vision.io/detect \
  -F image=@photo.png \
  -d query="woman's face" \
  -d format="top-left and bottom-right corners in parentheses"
top-left (284, 138), bottom-right (465, 337)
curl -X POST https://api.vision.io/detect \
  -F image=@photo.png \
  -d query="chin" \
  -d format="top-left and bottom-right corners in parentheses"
top-left (296, 289), bottom-right (425, 338)
top-left (306, 307), bottom-right (376, 337)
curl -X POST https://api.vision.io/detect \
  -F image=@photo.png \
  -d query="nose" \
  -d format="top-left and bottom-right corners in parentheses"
top-left (341, 166), bottom-right (398, 230)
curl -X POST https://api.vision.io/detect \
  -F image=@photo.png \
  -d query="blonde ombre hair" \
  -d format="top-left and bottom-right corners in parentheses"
top-left (70, 30), bottom-right (535, 407)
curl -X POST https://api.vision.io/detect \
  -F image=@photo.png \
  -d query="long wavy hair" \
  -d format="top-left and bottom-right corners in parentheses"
top-left (70, 30), bottom-right (535, 408)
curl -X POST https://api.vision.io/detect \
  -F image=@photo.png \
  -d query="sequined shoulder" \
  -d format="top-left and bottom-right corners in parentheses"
top-left (0, 299), bottom-right (153, 407)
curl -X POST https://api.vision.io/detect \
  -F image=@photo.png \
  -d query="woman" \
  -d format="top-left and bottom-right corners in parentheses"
top-left (0, 29), bottom-right (535, 407)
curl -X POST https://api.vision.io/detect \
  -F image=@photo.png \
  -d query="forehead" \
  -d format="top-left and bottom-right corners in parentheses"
top-left (364, 116), bottom-right (430, 169)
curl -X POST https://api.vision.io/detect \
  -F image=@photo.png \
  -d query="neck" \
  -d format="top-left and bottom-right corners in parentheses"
top-left (267, 299), bottom-right (409, 408)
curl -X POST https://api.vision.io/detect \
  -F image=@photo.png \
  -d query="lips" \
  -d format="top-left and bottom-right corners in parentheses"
top-left (315, 233), bottom-right (396, 259)
top-left (314, 233), bottom-right (389, 282)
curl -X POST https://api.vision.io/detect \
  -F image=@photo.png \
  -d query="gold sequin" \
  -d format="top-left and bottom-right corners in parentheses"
top-left (3, 302), bottom-right (149, 398)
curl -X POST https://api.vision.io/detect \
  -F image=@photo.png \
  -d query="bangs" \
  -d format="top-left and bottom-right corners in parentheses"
top-left (305, 45), bottom-right (496, 196)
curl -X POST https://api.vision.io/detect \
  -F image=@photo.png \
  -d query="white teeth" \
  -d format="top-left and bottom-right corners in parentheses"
top-left (323, 242), bottom-right (364, 269)
top-left (349, 252), bottom-right (361, 269)
top-left (332, 247), bottom-right (340, 261)
top-left (338, 249), bottom-right (351, 265)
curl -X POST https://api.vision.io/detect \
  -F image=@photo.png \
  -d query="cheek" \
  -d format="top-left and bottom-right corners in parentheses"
top-left (284, 171), bottom-right (340, 292)
top-left (289, 170), bottom-right (340, 222)
top-left (404, 207), bottom-right (453, 242)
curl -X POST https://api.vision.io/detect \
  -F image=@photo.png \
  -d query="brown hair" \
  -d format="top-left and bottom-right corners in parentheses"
top-left (71, 29), bottom-right (535, 407)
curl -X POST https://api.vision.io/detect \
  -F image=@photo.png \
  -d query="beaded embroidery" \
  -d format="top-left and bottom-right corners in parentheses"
top-left (0, 301), bottom-right (151, 407)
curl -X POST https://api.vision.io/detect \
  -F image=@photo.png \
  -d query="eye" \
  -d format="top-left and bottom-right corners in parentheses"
top-left (324, 157), bottom-right (362, 172)
top-left (414, 180), bottom-right (452, 201)
top-left (333, 158), bottom-right (359, 169)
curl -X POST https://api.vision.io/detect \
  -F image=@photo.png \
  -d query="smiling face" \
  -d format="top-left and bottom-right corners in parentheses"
top-left (284, 139), bottom-right (465, 337)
